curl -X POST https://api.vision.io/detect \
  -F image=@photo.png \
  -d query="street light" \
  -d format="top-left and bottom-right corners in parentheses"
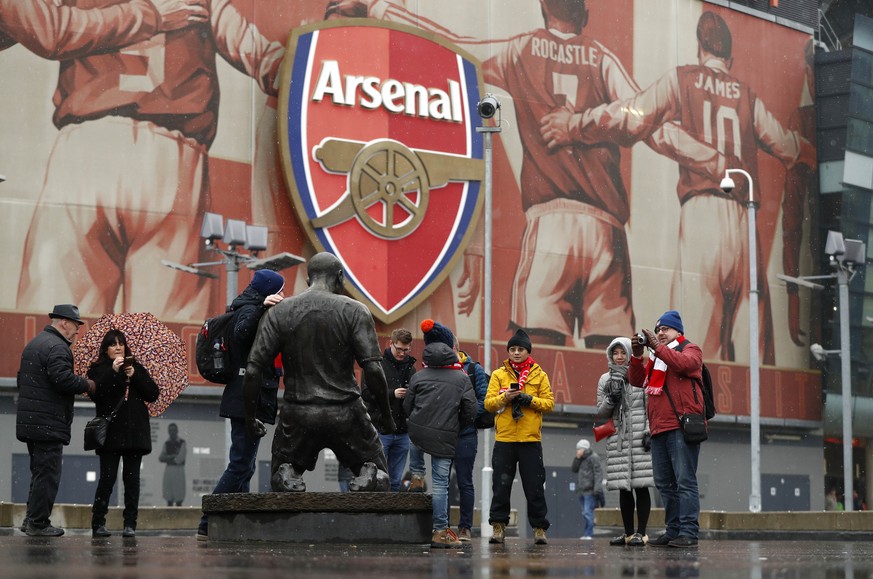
top-left (476, 93), bottom-right (502, 538)
top-left (777, 230), bottom-right (866, 512)
top-left (721, 168), bottom-right (761, 513)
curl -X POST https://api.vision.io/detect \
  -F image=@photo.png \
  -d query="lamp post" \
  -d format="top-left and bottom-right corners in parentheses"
top-left (476, 94), bottom-right (501, 538)
top-left (720, 168), bottom-right (761, 513)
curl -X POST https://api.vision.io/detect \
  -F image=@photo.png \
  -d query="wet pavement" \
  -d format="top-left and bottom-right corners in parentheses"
top-left (3, 531), bottom-right (873, 578)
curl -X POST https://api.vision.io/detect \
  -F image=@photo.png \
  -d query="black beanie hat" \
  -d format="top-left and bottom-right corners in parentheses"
top-left (507, 329), bottom-right (532, 352)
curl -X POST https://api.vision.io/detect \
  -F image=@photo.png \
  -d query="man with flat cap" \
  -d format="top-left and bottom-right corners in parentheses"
top-left (16, 304), bottom-right (96, 536)
top-left (242, 252), bottom-right (395, 492)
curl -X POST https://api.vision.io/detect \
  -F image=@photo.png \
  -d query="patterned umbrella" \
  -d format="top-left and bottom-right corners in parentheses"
top-left (72, 312), bottom-right (188, 417)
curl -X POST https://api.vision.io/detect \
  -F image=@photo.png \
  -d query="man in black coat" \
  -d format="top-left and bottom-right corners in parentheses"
top-left (16, 304), bottom-right (95, 537)
top-left (197, 269), bottom-right (285, 540)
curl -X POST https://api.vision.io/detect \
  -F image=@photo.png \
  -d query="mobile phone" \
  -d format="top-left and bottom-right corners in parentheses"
top-left (123, 356), bottom-right (135, 368)
top-left (510, 383), bottom-right (520, 390)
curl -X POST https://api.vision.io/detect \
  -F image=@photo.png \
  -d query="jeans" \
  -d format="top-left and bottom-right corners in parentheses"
top-left (451, 431), bottom-right (478, 530)
top-left (379, 433), bottom-right (410, 491)
top-left (408, 443), bottom-right (425, 476)
top-left (92, 452), bottom-right (143, 528)
top-left (429, 455), bottom-right (453, 530)
top-left (578, 494), bottom-right (597, 538)
top-left (651, 428), bottom-right (700, 539)
top-left (199, 418), bottom-right (261, 531)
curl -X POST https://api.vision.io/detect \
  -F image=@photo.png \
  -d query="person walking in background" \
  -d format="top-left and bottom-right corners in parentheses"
top-left (16, 304), bottom-right (95, 537)
top-left (452, 337), bottom-right (489, 541)
top-left (361, 328), bottom-right (416, 492)
top-left (571, 439), bottom-right (602, 540)
top-left (87, 330), bottom-right (160, 538)
top-left (485, 329), bottom-right (555, 545)
top-left (595, 337), bottom-right (653, 546)
top-left (403, 319), bottom-right (477, 548)
top-left (197, 269), bottom-right (286, 541)
top-left (630, 310), bottom-right (704, 548)
top-left (159, 423), bottom-right (187, 506)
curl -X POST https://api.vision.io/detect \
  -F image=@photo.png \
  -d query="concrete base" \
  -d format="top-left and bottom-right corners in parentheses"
top-left (202, 492), bottom-right (433, 543)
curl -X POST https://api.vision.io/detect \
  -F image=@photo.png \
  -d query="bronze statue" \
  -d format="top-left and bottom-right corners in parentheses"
top-left (243, 252), bottom-right (395, 491)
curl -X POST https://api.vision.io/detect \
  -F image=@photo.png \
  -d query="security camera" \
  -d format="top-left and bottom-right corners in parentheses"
top-left (477, 94), bottom-right (500, 119)
top-left (720, 176), bottom-right (735, 194)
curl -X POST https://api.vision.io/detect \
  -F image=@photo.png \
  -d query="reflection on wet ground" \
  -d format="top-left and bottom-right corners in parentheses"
top-left (7, 533), bottom-right (873, 578)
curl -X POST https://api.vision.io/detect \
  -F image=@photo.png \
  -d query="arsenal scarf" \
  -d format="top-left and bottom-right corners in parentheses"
top-left (644, 336), bottom-right (685, 396)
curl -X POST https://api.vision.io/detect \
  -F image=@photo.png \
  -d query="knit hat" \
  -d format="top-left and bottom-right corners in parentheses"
top-left (576, 439), bottom-right (590, 450)
top-left (250, 270), bottom-right (285, 297)
top-left (420, 319), bottom-right (455, 349)
top-left (507, 328), bottom-right (532, 352)
top-left (655, 310), bottom-right (684, 334)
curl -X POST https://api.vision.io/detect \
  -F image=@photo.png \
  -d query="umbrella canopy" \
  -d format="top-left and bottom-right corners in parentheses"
top-left (72, 313), bottom-right (188, 417)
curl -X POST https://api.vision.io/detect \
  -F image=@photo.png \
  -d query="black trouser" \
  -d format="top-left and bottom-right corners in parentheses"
top-left (490, 441), bottom-right (549, 530)
top-left (91, 451), bottom-right (143, 529)
top-left (25, 441), bottom-right (63, 528)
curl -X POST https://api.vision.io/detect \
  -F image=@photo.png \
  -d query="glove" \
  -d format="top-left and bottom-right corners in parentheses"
top-left (642, 328), bottom-right (659, 350)
top-left (246, 418), bottom-right (267, 439)
top-left (608, 391), bottom-right (621, 406)
top-left (517, 393), bottom-right (533, 407)
top-left (631, 339), bottom-right (644, 358)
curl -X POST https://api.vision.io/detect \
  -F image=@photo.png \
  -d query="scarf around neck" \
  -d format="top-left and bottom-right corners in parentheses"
top-left (644, 336), bottom-right (685, 396)
top-left (510, 356), bottom-right (534, 389)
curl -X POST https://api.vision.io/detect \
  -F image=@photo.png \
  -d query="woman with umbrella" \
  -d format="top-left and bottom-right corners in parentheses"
top-left (87, 329), bottom-right (159, 538)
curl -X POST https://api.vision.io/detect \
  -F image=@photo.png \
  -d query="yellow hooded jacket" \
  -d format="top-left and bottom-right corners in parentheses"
top-left (484, 359), bottom-right (555, 442)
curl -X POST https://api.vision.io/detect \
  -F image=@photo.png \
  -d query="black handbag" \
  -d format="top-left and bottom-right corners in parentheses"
top-left (663, 383), bottom-right (708, 444)
top-left (84, 395), bottom-right (125, 451)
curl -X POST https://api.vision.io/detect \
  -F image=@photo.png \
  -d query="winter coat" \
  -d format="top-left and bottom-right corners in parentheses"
top-left (403, 343), bottom-right (477, 458)
top-left (629, 337), bottom-right (704, 436)
top-left (571, 448), bottom-right (603, 496)
top-left (16, 324), bottom-right (92, 444)
top-left (219, 287), bottom-right (279, 424)
top-left (595, 337), bottom-right (654, 491)
top-left (484, 358), bottom-right (554, 443)
top-left (458, 350), bottom-right (488, 436)
top-left (361, 348), bottom-right (417, 434)
top-left (87, 358), bottom-right (159, 454)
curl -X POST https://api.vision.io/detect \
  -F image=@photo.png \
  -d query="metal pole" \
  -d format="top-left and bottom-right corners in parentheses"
top-left (838, 268), bottom-right (854, 511)
top-left (477, 125), bottom-right (498, 538)
top-left (727, 169), bottom-right (761, 513)
top-left (224, 256), bottom-right (239, 461)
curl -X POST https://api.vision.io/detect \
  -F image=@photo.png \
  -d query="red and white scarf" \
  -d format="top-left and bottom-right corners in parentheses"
top-left (644, 336), bottom-right (685, 396)
top-left (422, 361), bottom-right (464, 370)
top-left (508, 356), bottom-right (534, 390)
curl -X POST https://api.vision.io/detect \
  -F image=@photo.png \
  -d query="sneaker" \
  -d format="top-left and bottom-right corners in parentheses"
top-left (580, 536), bottom-right (592, 540)
top-left (627, 533), bottom-right (648, 546)
top-left (431, 528), bottom-right (462, 549)
top-left (489, 523), bottom-right (506, 544)
top-left (92, 526), bottom-right (111, 538)
top-left (609, 534), bottom-right (629, 546)
top-left (669, 536), bottom-right (698, 548)
top-left (533, 528), bottom-right (547, 545)
top-left (457, 527), bottom-right (472, 542)
top-left (25, 524), bottom-right (64, 537)
top-left (122, 526), bottom-right (136, 538)
top-left (648, 533), bottom-right (676, 547)
top-left (196, 525), bottom-right (208, 542)
top-left (408, 474), bottom-right (425, 493)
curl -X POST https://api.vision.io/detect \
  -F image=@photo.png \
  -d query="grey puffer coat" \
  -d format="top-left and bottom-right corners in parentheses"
top-left (595, 337), bottom-right (654, 491)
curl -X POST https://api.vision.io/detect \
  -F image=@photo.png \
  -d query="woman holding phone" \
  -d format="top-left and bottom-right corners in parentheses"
top-left (86, 330), bottom-right (159, 538)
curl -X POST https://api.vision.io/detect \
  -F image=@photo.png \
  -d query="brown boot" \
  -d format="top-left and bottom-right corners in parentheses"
top-left (408, 474), bottom-right (425, 492)
top-left (457, 527), bottom-right (472, 542)
top-left (533, 527), bottom-right (548, 545)
top-left (431, 528), bottom-right (462, 549)
top-left (489, 522), bottom-right (506, 544)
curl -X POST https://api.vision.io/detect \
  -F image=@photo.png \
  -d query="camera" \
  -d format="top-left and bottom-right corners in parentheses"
top-left (633, 333), bottom-right (647, 346)
top-left (477, 94), bottom-right (500, 119)
top-left (720, 176), bottom-right (735, 194)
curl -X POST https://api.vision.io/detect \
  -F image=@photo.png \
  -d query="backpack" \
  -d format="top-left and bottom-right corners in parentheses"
top-left (195, 310), bottom-right (237, 384)
top-left (466, 361), bottom-right (495, 429)
top-left (676, 340), bottom-right (716, 420)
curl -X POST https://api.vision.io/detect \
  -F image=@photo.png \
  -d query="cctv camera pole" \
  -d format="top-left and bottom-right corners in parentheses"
top-left (726, 169), bottom-right (761, 513)
top-left (836, 265), bottom-right (854, 511)
top-left (477, 119), bottom-right (501, 539)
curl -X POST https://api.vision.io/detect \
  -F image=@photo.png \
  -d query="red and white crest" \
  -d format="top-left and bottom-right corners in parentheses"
top-left (279, 20), bottom-right (485, 323)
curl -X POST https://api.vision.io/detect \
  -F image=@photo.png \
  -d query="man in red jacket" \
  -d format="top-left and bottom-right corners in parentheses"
top-left (629, 310), bottom-right (703, 549)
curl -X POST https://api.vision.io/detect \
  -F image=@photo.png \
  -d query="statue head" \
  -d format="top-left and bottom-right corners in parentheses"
top-left (306, 252), bottom-right (344, 293)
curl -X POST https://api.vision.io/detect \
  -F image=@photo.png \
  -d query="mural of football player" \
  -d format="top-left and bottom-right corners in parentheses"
top-left (330, 0), bottom-right (731, 349)
top-left (570, 11), bottom-right (816, 363)
top-left (0, 0), bottom-right (207, 56)
top-left (15, 0), bottom-right (284, 321)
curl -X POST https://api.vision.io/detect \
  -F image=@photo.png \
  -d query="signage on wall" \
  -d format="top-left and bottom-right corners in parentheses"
top-left (279, 20), bottom-right (485, 323)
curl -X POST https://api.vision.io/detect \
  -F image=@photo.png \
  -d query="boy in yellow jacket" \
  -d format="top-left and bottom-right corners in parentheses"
top-left (484, 329), bottom-right (555, 545)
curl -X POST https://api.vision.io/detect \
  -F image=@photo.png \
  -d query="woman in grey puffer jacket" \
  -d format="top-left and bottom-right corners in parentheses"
top-left (595, 337), bottom-right (654, 546)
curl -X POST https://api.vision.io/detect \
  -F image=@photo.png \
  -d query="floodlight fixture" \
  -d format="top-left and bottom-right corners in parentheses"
top-left (842, 239), bottom-right (866, 266)
top-left (246, 252), bottom-right (305, 271)
top-left (160, 259), bottom-right (218, 278)
top-left (825, 230), bottom-right (846, 258)
top-left (223, 218), bottom-right (247, 247)
top-left (245, 224), bottom-right (269, 252)
top-left (200, 212), bottom-right (224, 241)
top-left (0, 174), bottom-right (6, 183)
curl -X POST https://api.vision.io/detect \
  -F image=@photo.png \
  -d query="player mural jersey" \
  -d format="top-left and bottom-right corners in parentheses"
top-left (51, 0), bottom-right (283, 147)
top-left (486, 31), bottom-right (628, 221)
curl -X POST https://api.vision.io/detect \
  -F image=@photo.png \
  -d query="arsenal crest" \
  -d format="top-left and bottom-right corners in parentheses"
top-left (279, 19), bottom-right (485, 323)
